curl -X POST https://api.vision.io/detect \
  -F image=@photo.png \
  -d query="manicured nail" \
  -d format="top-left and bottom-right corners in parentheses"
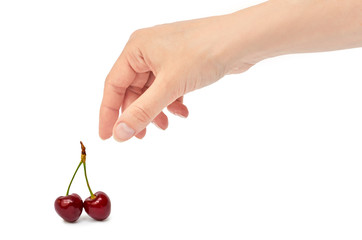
top-left (114, 122), bottom-right (135, 141)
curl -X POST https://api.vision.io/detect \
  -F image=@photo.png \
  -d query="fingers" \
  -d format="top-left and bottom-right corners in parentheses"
top-left (122, 87), bottom-right (146, 139)
top-left (152, 112), bottom-right (169, 130)
top-left (99, 54), bottom-right (136, 140)
top-left (113, 74), bottom-right (176, 142)
top-left (167, 97), bottom-right (189, 118)
top-left (122, 86), bottom-right (169, 139)
top-left (135, 129), bottom-right (146, 139)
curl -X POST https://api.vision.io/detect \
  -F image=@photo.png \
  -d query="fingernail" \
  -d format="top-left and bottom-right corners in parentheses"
top-left (114, 122), bottom-right (135, 141)
top-left (152, 121), bottom-right (163, 130)
top-left (174, 113), bottom-right (186, 118)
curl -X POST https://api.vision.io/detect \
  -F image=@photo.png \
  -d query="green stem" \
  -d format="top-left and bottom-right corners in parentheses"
top-left (66, 161), bottom-right (83, 196)
top-left (83, 161), bottom-right (95, 199)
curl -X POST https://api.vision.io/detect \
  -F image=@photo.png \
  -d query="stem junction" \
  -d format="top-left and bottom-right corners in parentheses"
top-left (80, 141), bottom-right (96, 199)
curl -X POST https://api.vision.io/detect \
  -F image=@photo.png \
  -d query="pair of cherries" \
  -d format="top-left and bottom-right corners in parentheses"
top-left (55, 142), bottom-right (111, 222)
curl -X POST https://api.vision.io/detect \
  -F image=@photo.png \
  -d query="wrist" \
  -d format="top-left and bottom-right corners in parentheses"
top-left (216, 1), bottom-right (284, 74)
top-left (218, 0), bottom-right (309, 74)
top-left (219, 0), bottom-right (362, 75)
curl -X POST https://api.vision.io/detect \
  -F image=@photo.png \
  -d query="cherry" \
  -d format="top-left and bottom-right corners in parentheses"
top-left (80, 141), bottom-right (111, 221)
top-left (55, 141), bottom-right (111, 222)
top-left (54, 160), bottom-right (84, 222)
top-left (54, 193), bottom-right (83, 222)
top-left (84, 191), bottom-right (111, 221)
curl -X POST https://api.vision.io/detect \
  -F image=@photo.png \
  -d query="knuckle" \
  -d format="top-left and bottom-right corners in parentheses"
top-left (104, 78), bottom-right (127, 95)
top-left (129, 29), bottom-right (146, 41)
top-left (131, 105), bottom-right (152, 124)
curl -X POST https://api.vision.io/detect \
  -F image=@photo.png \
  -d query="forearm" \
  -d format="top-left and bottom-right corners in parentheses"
top-left (222, 0), bottom-right (362, 72)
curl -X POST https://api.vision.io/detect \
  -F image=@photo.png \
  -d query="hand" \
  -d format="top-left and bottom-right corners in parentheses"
top-left (99, 0), bottom-right (362, 142)
top-left (99, 15), bottom-right (254, 141)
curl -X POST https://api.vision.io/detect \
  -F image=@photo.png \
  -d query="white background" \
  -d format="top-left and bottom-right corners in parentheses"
top-left (0, 0), bottom-right (361, 239)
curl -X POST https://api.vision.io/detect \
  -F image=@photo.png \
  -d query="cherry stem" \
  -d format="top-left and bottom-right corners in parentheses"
top-left (83, 161), bottom-right (95, 199)
top-left (66, 161), bottom-right (83, 196)
top-left (80, 141), bottom-right (95, 199)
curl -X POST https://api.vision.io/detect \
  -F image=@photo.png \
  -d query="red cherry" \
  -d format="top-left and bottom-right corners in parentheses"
top-left (84, 191), bottom-right (111, 221)
top-left (54, 193), bottom-right (83, 222)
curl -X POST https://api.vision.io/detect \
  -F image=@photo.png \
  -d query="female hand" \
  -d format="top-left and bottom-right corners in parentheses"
top-left (99, 14), bottom-right (254, 141)
top-left (99, 0), bottom-right (362, 142)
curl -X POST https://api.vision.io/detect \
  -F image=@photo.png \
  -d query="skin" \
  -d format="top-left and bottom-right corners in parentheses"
top-left (54, 193), bottom-right (83, 222)
top-left (99, 0), bottom-right (362, 142)
top-left (84, 191), bottom-right (111, 221)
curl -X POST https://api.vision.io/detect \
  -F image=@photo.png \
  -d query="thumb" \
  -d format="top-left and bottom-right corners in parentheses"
top-left (112, 74), bottom-right (176, 142)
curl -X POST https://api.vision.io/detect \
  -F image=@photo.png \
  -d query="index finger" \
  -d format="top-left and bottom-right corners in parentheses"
top-left (99, 53), bottom-right (136, 140)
